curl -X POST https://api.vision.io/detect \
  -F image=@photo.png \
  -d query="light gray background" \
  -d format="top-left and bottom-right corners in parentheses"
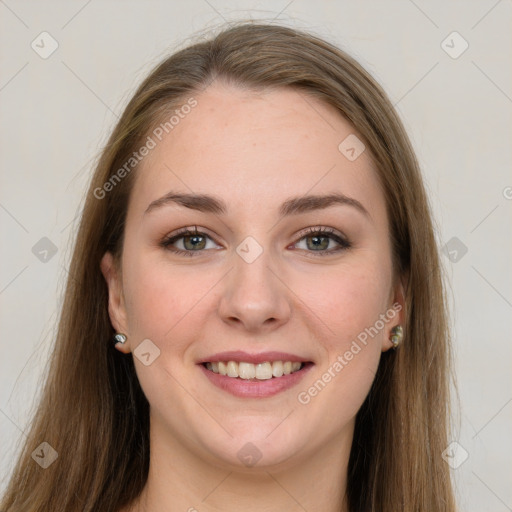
top-left (1, 1), bottom-right (511, 510)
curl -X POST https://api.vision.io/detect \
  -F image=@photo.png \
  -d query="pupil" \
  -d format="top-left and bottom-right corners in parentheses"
top-left (309, 235), bottom-right (327, 250)
top-left (186, 235), bottom-right (204, 250)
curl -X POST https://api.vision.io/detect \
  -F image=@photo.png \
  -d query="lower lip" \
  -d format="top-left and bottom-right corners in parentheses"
top-left (198, 363), bottom-right (314, 398)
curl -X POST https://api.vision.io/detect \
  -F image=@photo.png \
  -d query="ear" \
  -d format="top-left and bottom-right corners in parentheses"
top-left (100, 251), bottom-right (131, 353)
top-left (382, 272), bottom-right (407, 352)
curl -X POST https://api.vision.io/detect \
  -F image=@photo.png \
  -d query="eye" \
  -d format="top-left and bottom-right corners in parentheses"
top-left (160, 226), bottom-right (220, 257)
top-left (292, 226), bottom-right (351, 256)
top-left (160, 226), bottom-right (351, 257)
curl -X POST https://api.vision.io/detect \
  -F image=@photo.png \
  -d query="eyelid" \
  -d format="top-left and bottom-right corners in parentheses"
top-left (291, 226), bottom-right (351, 255)
top-left (160, 225), bottom-right (222, 248)
top-left (163, 225), bottom-right (347, 242)
top-left (294, 225), bottom-right (346, 240)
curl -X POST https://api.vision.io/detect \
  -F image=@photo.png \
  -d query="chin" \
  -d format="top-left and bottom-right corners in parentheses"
top-left (198, 426), bottom-right (308, 472)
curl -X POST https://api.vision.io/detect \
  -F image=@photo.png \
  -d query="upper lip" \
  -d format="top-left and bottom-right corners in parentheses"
top-left (198, 351), bottom-right (311, 365)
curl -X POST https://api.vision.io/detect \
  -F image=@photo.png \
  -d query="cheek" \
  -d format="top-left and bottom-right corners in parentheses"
top-left (299, 258), bottom-right (392, 344)
top-left (122, 241), bottom-right (392, 348)
top-left (295, 258), bottom-right (391, 404)
top-left (121, 248), bottom-right (220, 349)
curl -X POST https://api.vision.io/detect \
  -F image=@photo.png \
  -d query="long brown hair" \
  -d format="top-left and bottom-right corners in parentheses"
top-left (1, 21), bottom-right (456, 511)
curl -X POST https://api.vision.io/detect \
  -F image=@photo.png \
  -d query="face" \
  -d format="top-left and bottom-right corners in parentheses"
top-left (101, 81), bottom-right (404, 471)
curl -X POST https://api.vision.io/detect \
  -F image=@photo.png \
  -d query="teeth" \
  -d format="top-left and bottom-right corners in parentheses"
top-left (218, 361), bottom-right (227, 376)
top-left (205, 360), bottom-right (304, 380)
top-left (226, 361), bottom-right (238, 378)
top-left (239, 362), bottom-right (256, 379)
top-left (272, 361), bottom-right (284, 377)
top-left (255, 362), bottom-right (273, 380)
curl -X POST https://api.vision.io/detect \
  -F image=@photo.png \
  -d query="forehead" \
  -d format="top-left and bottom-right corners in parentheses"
top-left (129, 82), bottom-right (386, 223)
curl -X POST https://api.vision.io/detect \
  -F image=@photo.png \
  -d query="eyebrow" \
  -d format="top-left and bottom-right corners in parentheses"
top-left (144, 191), bottom-right (370, 219)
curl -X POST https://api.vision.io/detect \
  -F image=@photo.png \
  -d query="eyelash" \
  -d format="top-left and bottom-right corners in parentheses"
top-left (159, 226), bottom-right (351, 258)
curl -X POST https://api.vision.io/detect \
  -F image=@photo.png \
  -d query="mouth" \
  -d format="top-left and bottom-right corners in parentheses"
top-left (198, 359), bottom-right (314, 398)
top-left (202, 360), bottom-right (307, 380)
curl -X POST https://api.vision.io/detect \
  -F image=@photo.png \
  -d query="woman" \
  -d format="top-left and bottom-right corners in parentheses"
top-left (1, 22), bottom-right (456, 511)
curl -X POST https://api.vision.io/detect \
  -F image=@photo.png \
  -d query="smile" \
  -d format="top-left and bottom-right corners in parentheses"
top-left (203, 360), bottom-right (304, 380)
top-left (199, 360), bottom-right (314, 398)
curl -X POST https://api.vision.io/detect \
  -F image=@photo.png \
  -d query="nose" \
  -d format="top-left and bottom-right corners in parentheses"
top-left (217, 246), bottom-right (292, 334)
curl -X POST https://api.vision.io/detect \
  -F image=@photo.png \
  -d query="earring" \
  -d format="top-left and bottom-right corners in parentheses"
top-left (390, 325), bottom-right (403, 349)
top-left (113, 333), bottom-right (127, 345)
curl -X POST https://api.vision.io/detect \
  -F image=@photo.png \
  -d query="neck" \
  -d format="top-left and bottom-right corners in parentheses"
top-left (125, 413), bottom-right (354, 512)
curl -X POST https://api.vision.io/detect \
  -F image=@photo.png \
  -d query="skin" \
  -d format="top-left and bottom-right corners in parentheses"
top-left (101, 81), bottom-right (405, 512)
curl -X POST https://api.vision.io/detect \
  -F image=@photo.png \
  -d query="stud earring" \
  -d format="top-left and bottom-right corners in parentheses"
top-left (113, 333), bottom-right (127, 345)
top-left (390, 325), bottom-right (403, 349)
